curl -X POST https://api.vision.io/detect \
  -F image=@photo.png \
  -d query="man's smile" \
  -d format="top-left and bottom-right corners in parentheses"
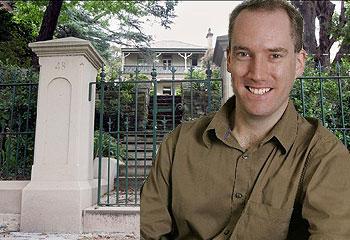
top-left (246, 86), bottom-right (272, 95)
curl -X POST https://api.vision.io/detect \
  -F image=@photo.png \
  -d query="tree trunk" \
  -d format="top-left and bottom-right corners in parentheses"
top-left (291, 0), bottom-right (349, 68)
top-left (332, 1), bottom-right (349, 65)
top-left (315, 1), bottom-right (335, 67)
top-left (31, 0), bottom-right (64, 70)
top-left (291, 1), bottom-right (317, 56)
top-left (333, 42), bottom-right (350, 64)
top-left (0, 1), bottom-right (13, 12)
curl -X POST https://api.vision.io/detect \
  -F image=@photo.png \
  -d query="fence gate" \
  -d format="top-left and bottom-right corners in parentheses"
top-left (91, 66), bottom-right (223, 206)
top-left (91, 63), bottom-right (350, 207)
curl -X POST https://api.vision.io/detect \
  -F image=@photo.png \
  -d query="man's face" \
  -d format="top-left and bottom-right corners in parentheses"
top-left (227, 9), bottom-right (306, 119)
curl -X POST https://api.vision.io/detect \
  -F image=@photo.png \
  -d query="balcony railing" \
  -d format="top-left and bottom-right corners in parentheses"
top-left (123, 65), bottom-right (188, 74)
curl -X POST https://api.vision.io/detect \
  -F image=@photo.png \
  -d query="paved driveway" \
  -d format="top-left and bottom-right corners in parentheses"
top-left (0, 232), bottom-right (137, 240)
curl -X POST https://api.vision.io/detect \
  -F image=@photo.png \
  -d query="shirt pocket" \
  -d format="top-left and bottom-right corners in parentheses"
top-left (233, 201), bottom-right (293, 240)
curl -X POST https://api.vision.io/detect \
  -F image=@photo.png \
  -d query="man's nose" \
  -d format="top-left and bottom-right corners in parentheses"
top-left (248, 56), bottom-right (268, 81)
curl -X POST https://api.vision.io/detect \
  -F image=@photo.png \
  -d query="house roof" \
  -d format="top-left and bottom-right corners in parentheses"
top-left (213, 35), bottom-right (229, 67)
top-left (121, 40), bottom-right (207, 54)
top-left (151, 40), bottom-right (205, 49)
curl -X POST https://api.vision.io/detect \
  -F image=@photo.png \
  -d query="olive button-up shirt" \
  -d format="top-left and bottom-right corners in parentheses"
top-left (141, 97), bottom-right (350, 240)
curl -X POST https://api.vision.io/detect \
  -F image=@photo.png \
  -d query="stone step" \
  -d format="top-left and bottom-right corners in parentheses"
top-left (122, 160), bottom-right (153, 166)
top-left (117, 176), bottom-right (148, 183)
top-left (123, 136), bottom-right (165, 144)
top-left (0, 214), bottom-right (20, 233)
top-left (125, 151), bottom-right (154, 159)
top-left (123, 133), bottom-right (167, 138)
top-left (116, 177), bottom-right (147, 191)
top-left (120, 130), bottom-right (168, 134)
top-left (119, 166), bottom-right (151, 177)
top-left (150, 98), bottom-right (181, 104)
top-left (82, 206), bottom-right (139, 236)
top-left (126, 143), bottom-right (156, 151)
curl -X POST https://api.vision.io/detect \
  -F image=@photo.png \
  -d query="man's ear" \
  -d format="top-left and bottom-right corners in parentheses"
top-left (227, 47), bottom-right (232, 73)
top-left (295, 49), bottom-right (307, 78)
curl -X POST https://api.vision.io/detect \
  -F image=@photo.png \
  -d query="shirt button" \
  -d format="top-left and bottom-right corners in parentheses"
top-left (224, 229), bottom-right (230, 235)
top-left (235, 192), bottom-right (243, 199)
top-left (242, 154), bottom-right (248, 160)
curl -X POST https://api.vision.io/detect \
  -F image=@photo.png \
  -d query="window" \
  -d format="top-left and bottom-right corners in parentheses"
top-left (137, 58), bottom-right (146, 65)
top-left (192, 56), bottom-right (198, 66)
top-left (163, 87), bottom-right (171, 95)
top-left (162, 56), bottom-right (172, 70)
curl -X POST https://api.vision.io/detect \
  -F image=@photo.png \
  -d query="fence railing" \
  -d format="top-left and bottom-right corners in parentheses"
top-left (93, 61), bottom-right (350, 207)
top-left (0, 65), bottom-right (38, 180)
top-left (0, 61), bottom-right (349, 206)
top-left (92, 65), bottom-right (223, 206)
top-left (291, 76), bottom-right (350, 148)
top-left (291, 62), bottom-right (349, 148)
top-left (123, 65), bottom-right (189, 74)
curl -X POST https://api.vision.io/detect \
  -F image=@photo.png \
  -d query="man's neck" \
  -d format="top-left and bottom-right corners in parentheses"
top-left (232, 103), bottom-right (288, 149)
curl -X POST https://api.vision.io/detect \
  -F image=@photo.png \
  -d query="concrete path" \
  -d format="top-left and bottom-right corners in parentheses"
top-left (0, 232), bottom-right (137, 240)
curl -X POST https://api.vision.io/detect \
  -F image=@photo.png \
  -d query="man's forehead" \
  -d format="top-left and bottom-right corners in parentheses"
top-left (234, 8), bottom-right (290, 26)
top-left (236, 7), bottom-right (289, 17)
top-left (231, 8), bottom-right (294, 46)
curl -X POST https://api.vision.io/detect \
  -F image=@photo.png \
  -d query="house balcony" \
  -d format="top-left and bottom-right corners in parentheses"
top-left (123, 65), bottom-right (188, 74)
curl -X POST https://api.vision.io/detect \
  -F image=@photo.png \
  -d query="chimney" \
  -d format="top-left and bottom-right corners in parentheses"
top-left (206, 28), bottom-right (214, 49)
top-left (0, 1), bottom-right (13, 12)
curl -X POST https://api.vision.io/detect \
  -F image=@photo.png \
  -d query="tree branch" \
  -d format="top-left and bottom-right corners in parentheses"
top-left (339, 1), bottom-right (347, 29)
top-left (36, 0), bottom-right (64, 41)
top-left (333, 41), bottom-right (350, 64)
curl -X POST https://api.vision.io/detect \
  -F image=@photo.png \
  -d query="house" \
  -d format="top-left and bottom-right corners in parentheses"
top-left (213, 34), bottom-right (233, 102)
top-left (121, 31), bottom-right (213, 95)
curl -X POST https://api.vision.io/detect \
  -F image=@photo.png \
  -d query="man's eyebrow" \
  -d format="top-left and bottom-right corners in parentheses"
top-left (232, 46), bottom-right (288, 53)
top-left (232, 46), bottom-right (250, 52)
top-left (268, 47), bottom-right (288, 53)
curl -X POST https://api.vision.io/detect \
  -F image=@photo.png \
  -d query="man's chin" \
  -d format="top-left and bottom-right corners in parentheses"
top-left (240, 104), bottom-right (274, 118)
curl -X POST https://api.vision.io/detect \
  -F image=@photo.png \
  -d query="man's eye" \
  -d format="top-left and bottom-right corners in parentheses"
top-left (236, 52), bottom-right (250, 58)
top-left (272, 54), bottom-right (282, 59)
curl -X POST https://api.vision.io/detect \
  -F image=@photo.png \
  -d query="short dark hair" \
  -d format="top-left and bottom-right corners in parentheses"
top-left (228, 0), bottom-right (304, 52)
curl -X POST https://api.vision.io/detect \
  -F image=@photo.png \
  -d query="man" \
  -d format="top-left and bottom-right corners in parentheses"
top-left (141, 0), bottom-right (350, 239)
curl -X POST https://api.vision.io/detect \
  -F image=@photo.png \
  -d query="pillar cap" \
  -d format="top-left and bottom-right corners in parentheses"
top-left (29, 37), bottom-right (105, 69)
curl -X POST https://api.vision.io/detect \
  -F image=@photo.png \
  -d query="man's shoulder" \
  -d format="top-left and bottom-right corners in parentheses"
top-left (180, 112), bottom-right (216, 131)
top-left (298, 116), bottom-right (350, 203)
top-left (301, 116), bottom-right (345, 146)
top-left (297, 115), bottom-right (349, 159)
top-left (164, 112), bottom-right (216, 143)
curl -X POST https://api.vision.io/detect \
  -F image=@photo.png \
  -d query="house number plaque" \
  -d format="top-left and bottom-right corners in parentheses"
top-left (55, 61), bottom-right (66, 71)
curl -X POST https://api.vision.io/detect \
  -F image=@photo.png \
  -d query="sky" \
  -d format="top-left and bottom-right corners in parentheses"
top-left (144, 1), bottom-right (240, 47)
top-left (143, 1), bottom-right (342, 55)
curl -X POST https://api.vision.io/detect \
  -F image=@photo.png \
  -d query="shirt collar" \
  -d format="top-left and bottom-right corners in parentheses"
top-left (203, 96), bottom-right (298, 153)
top-left (202, 96), bottom-right (238, 148)
top-left (261, 100), bottom-right (298, 153)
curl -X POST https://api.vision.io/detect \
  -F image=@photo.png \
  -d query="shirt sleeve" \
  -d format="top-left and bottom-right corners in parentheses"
top-left (302, 137), bottom-right (350, 240)
top-left (140, 127), bottom-right (180, 240)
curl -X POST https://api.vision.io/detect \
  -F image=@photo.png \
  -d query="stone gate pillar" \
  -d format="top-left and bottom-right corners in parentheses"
top-left (21, 37), bottom-right (104, 233)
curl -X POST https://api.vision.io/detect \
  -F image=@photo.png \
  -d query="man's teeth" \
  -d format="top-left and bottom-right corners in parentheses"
top-left (248, 87), bottom-right (271, 95)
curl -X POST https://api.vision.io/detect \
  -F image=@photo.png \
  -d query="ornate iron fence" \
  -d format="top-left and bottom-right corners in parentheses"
top-left (123, 65), bottom-right (188, 74)
top-left (92, 65), bottom-right (223, 206)
top-left (0, 61), bottom-right (348, 204)
top-left (291, 62), bottom-right (350, 148)
top-left (92, 61), bottom-right (350, 207)
top-left (0, 65), bottom-right (38, 180)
